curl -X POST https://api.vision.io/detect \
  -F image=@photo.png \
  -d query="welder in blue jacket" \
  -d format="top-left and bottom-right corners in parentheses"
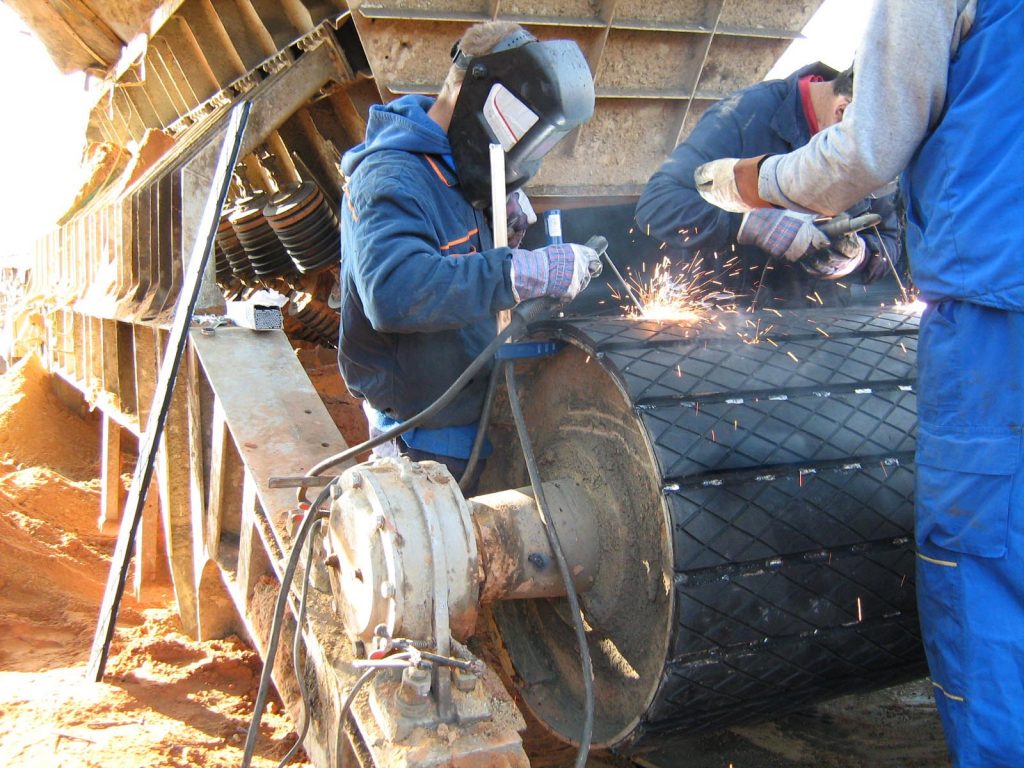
top-left (636, 63), bottom-right (901, 308)
top-left (338, 21), bottom-right (599, 487)
top-left (695, 2), bottom-right (1024, 764)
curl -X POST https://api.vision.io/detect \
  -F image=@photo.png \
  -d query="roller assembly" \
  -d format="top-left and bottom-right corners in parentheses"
top-left (321, 304), bottom-right (925, 763)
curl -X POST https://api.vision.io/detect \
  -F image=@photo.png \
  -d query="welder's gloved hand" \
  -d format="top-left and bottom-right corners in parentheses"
top-left (737, 208), bottom-right (830, 262)
top-left (801, 233), bottom-right (868, 280)
top-left (506, 190), bottom-right (536, 249)
top-left (510, 243), bottom-right (601, 302)
top-left (695, 156), bottom-right (767, 213)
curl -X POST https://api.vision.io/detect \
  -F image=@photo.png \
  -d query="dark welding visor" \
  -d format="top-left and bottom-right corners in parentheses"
top-left (447, 37), bottom-right (595, 209)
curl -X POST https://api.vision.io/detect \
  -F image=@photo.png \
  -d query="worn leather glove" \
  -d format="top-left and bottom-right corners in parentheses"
top-left (695, 155), bottom-right (768, 212)
top-left (506, 190), bottom-right (536, 249)
top-left (801, 234), bottom-right (868, 280)
top-left (510, 243), bottom-right (600, 302)
top-left (737, 208), bottom-right (830, 262)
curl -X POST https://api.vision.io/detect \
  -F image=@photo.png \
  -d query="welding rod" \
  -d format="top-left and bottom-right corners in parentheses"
top-left (871, 224), bottom-right (910, 303)
top-left (601, 249), bottom-right (646, 315)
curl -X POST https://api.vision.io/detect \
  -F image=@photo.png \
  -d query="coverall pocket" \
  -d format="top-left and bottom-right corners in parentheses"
top-left (915, 431), bottom-right (1018, 558)
top-left (917, 301), bottom-right (962, 415)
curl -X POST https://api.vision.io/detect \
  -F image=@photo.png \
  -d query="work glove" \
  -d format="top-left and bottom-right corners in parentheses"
top-left (510, 243), bottom-right (601, 302)
top-left (694, 155), bottom-right (767, 212)
top-left (801, 233), bottom-right (868, 280)
top-left (737, 208), bottom-right (829, 262)
top-left (506, 190), bottom-right (536, 249)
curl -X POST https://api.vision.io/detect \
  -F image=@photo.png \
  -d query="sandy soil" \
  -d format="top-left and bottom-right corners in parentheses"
top-left (0, 355), bottom-right (309, 768)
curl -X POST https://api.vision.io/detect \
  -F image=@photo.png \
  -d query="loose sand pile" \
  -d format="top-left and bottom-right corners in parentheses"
top-left (0, 354), bottom-right (308, 767)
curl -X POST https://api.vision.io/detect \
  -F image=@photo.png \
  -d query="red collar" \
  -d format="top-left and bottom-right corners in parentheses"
top-left (799, 75), bottom-right (824, 135)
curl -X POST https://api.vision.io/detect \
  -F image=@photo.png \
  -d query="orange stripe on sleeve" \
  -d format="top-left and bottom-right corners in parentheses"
top-left (440, 229), bottom-right (479, 251)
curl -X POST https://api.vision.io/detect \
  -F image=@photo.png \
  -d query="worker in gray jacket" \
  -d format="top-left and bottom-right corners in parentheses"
top-left (694, 2), bottom-right (1023, 765)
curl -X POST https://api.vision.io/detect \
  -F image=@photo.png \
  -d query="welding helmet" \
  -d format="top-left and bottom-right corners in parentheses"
top-left (447, 30), bottom-right (595, 209)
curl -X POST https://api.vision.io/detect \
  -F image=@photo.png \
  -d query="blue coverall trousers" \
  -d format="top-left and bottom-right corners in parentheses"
top-left (915, 300), bottom-right (1024, 766)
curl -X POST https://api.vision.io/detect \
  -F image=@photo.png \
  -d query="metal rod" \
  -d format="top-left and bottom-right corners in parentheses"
top-left (603, 250), bottom-right (646, 314)
top-left (871, 224), bottom-right (910, 303)
top-left (87, 100), bottom-right (252, 683)
top-left (269, 474), bottom-right (339, 489)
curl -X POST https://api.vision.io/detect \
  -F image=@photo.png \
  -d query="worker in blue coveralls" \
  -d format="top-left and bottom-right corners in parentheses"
top-left (635, 63), bottom-right (902, 309)
top-left (695, 2), bottom-right (1024, 765)
top-left (338, 21), bottom-right (599, 491)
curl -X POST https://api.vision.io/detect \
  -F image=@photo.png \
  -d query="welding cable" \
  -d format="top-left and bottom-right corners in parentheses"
top-left (300, 298), bottom-right (556, 499)
top-left (504, 364), bottom-right (594, 767)
top-left (334, 668), bottom-right (376, 767)
top-left (460, 358), bottom-right (506, 492)
top-left (273, 517), bottom-right (323, 768)
top-left (241, 483), bottom-right (334, 768)
top-left (333, 654), bottom-right (412, 767)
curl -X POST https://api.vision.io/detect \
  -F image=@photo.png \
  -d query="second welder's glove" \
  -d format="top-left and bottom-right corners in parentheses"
top-left (506, 190), bottom-right (537, 249)
top-left (510, 243), bottom-right (601, 302)
top-left (737, 208), bottom-right (830, 262)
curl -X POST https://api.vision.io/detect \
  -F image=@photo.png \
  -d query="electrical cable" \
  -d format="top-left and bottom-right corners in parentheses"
top-left (240, 483), bottom-right (333, 768)
top-left (298, 298), bottom-right (555, 501)
top-left (333, 652), bottom-right (411, 768)
top-left (274, 517), bottom-right (322, 768)
top-left (460, 358), bottom-right (506, 491)
top-left (504, 364), bottom-right (594, 767)
top-left (334, 667), bottom-right (378, 768)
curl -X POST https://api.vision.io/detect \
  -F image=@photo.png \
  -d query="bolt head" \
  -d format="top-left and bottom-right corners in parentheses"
top-left (380, 581), bottom-right (396, 599)
top-left (402, 666), bottom-right (432, 698)
top-left (454, 668), bottom-right (478, 693)
top-left (373, 513), bottom-right (387, 530)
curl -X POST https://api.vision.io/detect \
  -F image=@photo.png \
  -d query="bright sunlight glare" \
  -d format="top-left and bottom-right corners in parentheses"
top-left (766, 0), bottom-right (874, 79)
top-left (0, 4), bottom-right (92, 260)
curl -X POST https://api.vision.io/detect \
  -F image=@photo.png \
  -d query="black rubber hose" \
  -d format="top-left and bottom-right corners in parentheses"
top-left (459, 358), bottom-right (506, 492)
top-left (504, 364), bottom-right (595, 767)
top-left (241, 485), bottom-right (333, 768)
top-left (274, 517), bottom-right (322, 768)
top-left (334, 667), bottom-right (377, 767)
top-left (300, 297), bottom-right (557, 495)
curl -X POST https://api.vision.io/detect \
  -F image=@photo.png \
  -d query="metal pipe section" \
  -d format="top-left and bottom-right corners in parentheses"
top-left (472, 479), bottom-right (600, 603)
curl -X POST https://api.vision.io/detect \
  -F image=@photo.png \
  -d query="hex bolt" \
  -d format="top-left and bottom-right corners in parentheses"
top-left (379, 581), bottom-right (396, 599)
top-left (349, 474), bottom-right (363, 489)
top-left (401, 666), bottom-right (432, 700)
top-left (453, 668), bottom-right (478, 693)
top-left (528, 552), bottom-right (548, 570)
top-left (373, 513), bottom-right (387, 530)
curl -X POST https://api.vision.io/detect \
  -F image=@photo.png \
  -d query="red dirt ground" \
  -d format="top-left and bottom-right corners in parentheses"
top-left (0, 355), bottom-right (310, 767)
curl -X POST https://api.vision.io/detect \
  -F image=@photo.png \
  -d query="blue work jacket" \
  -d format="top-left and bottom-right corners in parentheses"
top-left (338, 95), bottom-right (516, 426)
top-left (904, 1), bottom-right (1024, 309)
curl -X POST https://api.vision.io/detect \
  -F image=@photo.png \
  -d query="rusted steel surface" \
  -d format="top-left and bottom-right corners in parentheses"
top-left (346, 0), bottom-right (822, 199)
